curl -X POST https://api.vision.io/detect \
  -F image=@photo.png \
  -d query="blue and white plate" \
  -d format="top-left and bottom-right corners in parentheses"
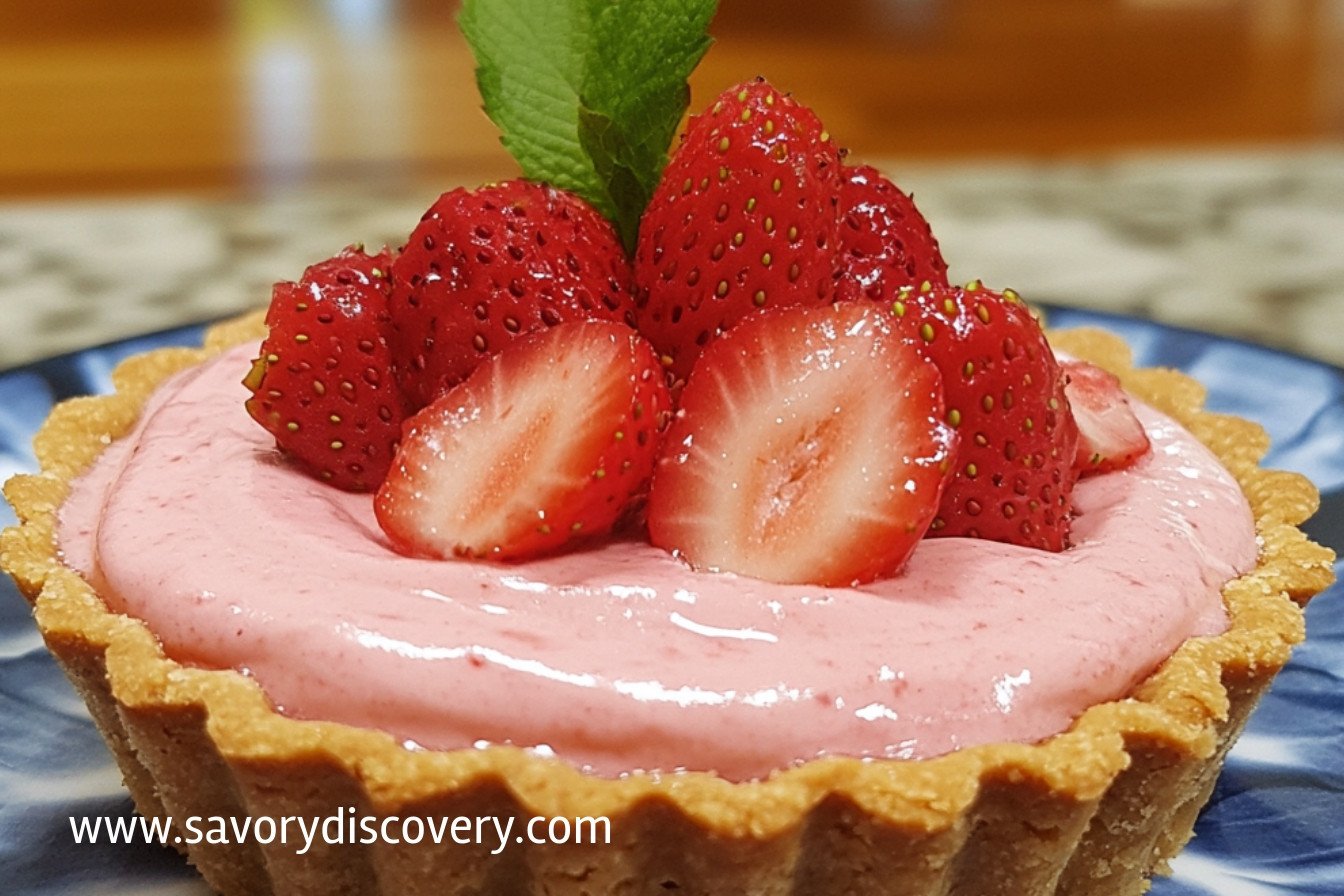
top-left (1, 311), bottom-right (1340, 895)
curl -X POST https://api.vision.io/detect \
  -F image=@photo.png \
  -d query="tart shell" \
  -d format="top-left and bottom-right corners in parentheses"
top-left (2, 314), bottom-right (1335, 896)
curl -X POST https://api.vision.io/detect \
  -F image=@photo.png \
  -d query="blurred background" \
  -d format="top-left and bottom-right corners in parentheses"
top-left (0, 0), bottom-right (1341, 367)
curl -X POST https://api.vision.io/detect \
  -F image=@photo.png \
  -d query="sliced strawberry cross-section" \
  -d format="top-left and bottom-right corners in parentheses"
top-left (1063, 360), bottom-right (1151, 475)
top-left (375, 319), bottom-right (671, 561)
top-left (647, 302), bottom-right (956, 587)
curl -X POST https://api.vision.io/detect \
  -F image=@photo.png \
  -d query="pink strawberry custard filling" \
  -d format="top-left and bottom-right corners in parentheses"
top-left (58, 343), bottom-right (1257, 781)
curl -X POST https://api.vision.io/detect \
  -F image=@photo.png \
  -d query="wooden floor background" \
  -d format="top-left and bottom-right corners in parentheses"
top-left (0, 0), bottom-right (1340, 196)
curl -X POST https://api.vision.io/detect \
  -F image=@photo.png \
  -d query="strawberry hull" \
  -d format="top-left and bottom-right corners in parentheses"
top-left (834, 164), bottom-right (949, 301)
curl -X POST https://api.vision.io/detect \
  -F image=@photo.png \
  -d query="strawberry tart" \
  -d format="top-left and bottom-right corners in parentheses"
top-left (1, 19), bottom-right (1337, 896)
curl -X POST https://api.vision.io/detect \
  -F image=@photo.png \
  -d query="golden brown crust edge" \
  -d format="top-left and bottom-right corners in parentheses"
top-left (1, 316), bottom-right (1335, 896)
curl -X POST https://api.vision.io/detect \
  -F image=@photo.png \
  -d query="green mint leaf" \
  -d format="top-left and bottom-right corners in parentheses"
top-left (459, 0), bottom-right (716, 253)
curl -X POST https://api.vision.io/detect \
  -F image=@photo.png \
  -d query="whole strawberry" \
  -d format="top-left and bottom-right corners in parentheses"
top-left (834, 165), bottom-right (949, 302)
top-left (890, 282), bottom-right (1080, 550)
top-left (376, 320), bottom-right (671, 561)
top-left (387, 179), bottom-right (637, 409)
top-left (244, 245), bottom-right (407, 491)
top-left (634, 78), bottom-right (843, 393)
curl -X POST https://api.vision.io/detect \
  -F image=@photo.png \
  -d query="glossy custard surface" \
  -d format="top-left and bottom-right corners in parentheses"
top-left (59, 344), bottom-right (1257, 780)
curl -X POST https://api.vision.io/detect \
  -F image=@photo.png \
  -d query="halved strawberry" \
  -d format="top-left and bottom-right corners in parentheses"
top-left (387, 179), bottom-right (637, 410)
top-left (244, 245), bottom-right (407, 491)
top-left (1063, 360), bottom-right (1150, 475)
top-left (834, 164), bottom-right (949, 302)
top-left (647, 302), bottom-right (955, 587)
top-left (887, 282), bottom-right (1080, 550)
top-left (634, 78), bottom-right (844, 394)
top-left (375, 320), bottom-right (671, 561)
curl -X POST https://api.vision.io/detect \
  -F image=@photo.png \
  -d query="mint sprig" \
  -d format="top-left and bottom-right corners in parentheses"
top-left (459, 0), bottom-right (717, 253)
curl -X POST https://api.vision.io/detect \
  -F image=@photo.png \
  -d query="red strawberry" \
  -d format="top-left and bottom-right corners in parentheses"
top-left (387, 180), bottom-right (637, 409)
top-left (1062, 360), bottom-right (1150, 475)
top-left (647, 302), bottom-right (955, 587)
top-left (244, 245), bottom-right (406, 492)
top-left (834, 165), bottom-right (949, 302)
top-left (889, 282), bottom-right (1080, 550)
top-left (375, 320), bottom-right (670, 561)
top-left (634, 78), bottom-right (844, 393)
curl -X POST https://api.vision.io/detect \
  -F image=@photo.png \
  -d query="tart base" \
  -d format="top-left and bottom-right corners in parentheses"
top-left (2, 315), bottom-right (1335, 895)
